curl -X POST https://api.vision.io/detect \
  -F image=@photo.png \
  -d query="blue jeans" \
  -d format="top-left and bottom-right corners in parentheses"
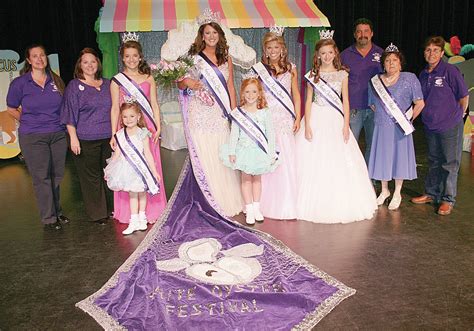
top-left (349, 108), bottom-right (374, 164)
top-left (424, 121), bottom-right (464, 204)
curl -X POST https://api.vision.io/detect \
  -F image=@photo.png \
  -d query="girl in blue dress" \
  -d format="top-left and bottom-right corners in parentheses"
top-left (220, 77), bottom-right (279, 225)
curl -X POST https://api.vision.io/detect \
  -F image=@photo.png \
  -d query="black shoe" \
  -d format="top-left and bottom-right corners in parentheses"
top-left (44, 221), bottom-right (62, 231)
top-left (94, 218), bottom-right (108, 225)
top-left (57, 215), bottom-right (70, 224)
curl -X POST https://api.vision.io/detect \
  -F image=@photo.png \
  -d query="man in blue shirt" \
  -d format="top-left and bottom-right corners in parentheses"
top-left (341, 18), bottom-right (383, 164)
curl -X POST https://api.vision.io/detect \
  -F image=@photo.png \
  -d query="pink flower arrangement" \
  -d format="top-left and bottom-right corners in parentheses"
top-left (151, 56), bottom-right (194, 88)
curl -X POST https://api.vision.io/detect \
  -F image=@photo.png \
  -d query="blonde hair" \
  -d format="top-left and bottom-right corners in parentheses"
top-left (239, 78), bottom-right (267, 109)
top-left (261, 32), bottom-right (292, 76)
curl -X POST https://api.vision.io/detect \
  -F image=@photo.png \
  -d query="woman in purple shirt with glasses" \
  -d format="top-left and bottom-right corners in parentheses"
top-left (6, 44), bottom-right (68, 230)
top-left (61, 48), bottom-right (113, 224)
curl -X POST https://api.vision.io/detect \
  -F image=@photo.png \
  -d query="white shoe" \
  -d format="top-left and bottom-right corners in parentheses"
top-left (388, 195), bottom-right (402, 210)
top-left (253, 202), bottom-right (264, 222)
top-left (376, 191), bottom-right (391, 205)
top-left (245, 203), bottom-right (255, 225)
top-left (122, 215), bottom-right (139, 235)
top-left (137, 212), bottom-right (148, 231)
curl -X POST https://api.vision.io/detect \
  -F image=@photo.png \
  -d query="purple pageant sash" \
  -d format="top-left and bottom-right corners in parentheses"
top-left (76, 90), bottom-right (355, 330)
top-left (252, 62), bottom-right (296, 120)
top-left (231, 107), bottom-right (270, 155)
top-left (115, 129), bottom-right (160, 195)
top-left (370, 75), bottom-right (415, 135)
top-left (112, 73), bottom-right (157, 131)
top-left (196, 52), bottom-right (232, 121)
top-left (304, 71), bottom-right (344, 117)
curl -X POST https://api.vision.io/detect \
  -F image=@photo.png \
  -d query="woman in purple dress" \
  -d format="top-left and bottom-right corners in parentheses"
top-left (61, 48), bottom-right (113, 224)
top-left (368, 44), bottom-right (425, 210)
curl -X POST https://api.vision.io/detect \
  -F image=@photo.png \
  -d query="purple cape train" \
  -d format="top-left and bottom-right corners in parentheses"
top-left (76, 91), bottom-right (355, 330)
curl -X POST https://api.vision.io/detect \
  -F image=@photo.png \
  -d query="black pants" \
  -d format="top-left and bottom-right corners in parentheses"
top-left (19, 131), bottom-right (67, 224)
top-left (72, 138), bottom-right (113, 221)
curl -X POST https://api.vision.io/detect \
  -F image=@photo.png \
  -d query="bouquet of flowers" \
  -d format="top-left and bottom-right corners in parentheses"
top-left (151, 56), bottom-right (194, 88)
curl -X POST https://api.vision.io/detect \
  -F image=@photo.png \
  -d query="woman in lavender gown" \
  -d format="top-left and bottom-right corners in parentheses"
top-left (368, 44), bottom-right (425, 210)
top-left (61, 48), bottom-right (113, 224)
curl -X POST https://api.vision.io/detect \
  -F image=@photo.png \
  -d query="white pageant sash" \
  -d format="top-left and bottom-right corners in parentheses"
top-left (304, 71), bottom-right (343, 116)
top-left (112, 73), bottom-right (157, 131)
top-left (252, 62), bottom-right (296, 120)
top-left (370, 75), bottom-right (414, 135)
top-left (115, 129), bottom-right (159, 195)
top-left (196, 53), bottom-right (231, 120)
top-left (231, 108), bottom-right (272, 156)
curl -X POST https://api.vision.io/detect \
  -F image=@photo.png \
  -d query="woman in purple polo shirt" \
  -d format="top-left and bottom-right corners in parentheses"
top-left (6, 44), bottom-right (68, 230)
top-left (411, 36), bottom-right (469, 215)
top-left (61, 48), bottom-right (113, 224)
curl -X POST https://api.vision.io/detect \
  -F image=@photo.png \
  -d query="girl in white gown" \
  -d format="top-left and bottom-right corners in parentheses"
top-left (295, 37), bottom-right (377, 223)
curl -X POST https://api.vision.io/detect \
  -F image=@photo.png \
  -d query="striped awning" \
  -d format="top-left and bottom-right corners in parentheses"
top-left (100, 0), bottom-right (330, 32)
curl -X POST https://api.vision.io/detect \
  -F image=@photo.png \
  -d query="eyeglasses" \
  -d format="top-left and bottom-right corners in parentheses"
top-left (424, 48), bottom-right (442, 54)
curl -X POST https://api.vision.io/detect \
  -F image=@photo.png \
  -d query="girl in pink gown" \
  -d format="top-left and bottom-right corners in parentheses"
top-left (256, 31), bottom-right (302, 219)
top-left (110, 40), bottom-right (166, 228)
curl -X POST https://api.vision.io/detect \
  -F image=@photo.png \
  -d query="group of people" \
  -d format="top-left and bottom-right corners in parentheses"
top-left (6, 16), bottom-right (468, 232)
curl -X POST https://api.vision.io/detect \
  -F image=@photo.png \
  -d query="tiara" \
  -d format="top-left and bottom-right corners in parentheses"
top-left (196, 8), bottom-right (221, 26)
top-left (319, 30), bottom-right (334, 40)
top-left (269, 25), bottom-right (285, 37)
top-left (122, 32), bottom-right (139, 43)
top-left (241, 71), bottom-right (259, 80)
top-left (385, 43), bottom-right (399, 52)
top-left (123, 95), bottom-right (137, 104)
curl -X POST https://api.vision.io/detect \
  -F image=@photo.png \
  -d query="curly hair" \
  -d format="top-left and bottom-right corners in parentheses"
top-left (188, 22), bottom-right (229, 66)
top-left (261, 32), bottom-right (292, 76)
top-left (239, 78), bottom-right (267, 109)
top-left (310, 39), bottom-right (348, 83)
top-left (120, 102), bottom-right (146, 129)
top-left (120, 40), bottom-right (151, 75)
top-left (381, 49), bottom-right (406, 71)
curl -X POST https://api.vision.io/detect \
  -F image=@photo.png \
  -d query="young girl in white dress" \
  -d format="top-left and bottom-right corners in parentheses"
top-left (220, 77), bottom-right (279, 225)
top-left (295, 35), bottom-right (377, 223)
top-left (105, 102), bottom-right (161, 235)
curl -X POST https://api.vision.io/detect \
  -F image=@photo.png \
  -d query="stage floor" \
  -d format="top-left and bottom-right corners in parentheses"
top-left (0, 129), bottom-right (473, 330)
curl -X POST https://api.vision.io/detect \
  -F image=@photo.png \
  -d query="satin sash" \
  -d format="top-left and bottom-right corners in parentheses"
top-left (252, 62), bottom-right (296, 120)
top-left (370, 75), bottom-right (415, 135)
top-left (112, 73), bottom-right (157, 131)
top-left (115, 129), bottom-right (160, 195)
top-left (231, 107), bottom-right (271, 155)
top-left (196, 53), bottom-right (232, 121)
top-left (304, 72), bottom-right (344, 117)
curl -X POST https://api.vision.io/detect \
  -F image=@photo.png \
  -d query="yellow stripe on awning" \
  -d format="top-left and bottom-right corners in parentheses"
top-left (100, 0), bottom-right (330, 32)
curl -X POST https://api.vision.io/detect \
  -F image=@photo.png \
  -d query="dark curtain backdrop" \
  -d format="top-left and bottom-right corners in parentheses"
top-left (1, 0), bottom-right (472, 82)
top-left (314, 0), bottom-right (474, 73)
top-left (0, 0), bottom-right (102, 83)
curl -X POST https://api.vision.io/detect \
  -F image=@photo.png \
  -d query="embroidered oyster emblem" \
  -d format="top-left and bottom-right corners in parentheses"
top-left (156, 238), bottom-right (264, 285)
top-left (372, 53), bottom-right (381, 62)
top-left (78, 84), bottom-right (85, 91)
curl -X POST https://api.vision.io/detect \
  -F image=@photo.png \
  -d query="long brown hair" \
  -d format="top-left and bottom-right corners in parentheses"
top-left (188, 22), bottom-right (229, 66)
top-left (20, 44), bottom-right (65, 95)
top-left (239, 78), bottom-right (267, 109)
top-left (120, 102), bottom-right (146, 128)
top-left (120, 40), bottom-right (151, 75)
top-left (261, 32), bottom-right (292, 76)
top-left (310, 39), bottom-right (348, 83)
top-left (74, 48), bottom-right (103, 80)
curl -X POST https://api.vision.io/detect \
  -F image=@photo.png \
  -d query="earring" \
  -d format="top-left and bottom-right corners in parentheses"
top-left (280, 51), bottom-right (283, 57)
